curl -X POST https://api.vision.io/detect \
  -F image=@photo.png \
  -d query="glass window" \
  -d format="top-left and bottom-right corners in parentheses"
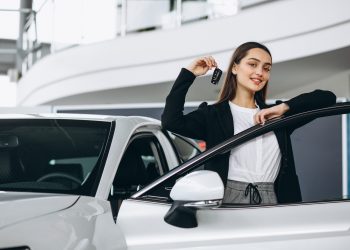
top-left (167, 132), bottom-right (202, 163)
top-left (143, 111), bottom-right (348, 205)
top-left (111, 134), bottom-right (168, 197)
top-left (109, 134), bottom-right (169, 217)
top-left (0, 119), bottom-right (111, 195)
top-left (291, 114), bottom-right (343, 202)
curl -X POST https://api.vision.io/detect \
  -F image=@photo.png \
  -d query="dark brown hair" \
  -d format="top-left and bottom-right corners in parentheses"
top-left (217, 42), bottom-right (272, 104)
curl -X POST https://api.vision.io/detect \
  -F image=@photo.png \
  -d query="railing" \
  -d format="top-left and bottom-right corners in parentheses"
top-left (4, 0), bottom-right (277, 78)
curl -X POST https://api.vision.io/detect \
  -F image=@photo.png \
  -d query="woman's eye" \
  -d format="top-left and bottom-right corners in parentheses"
top-left (249, 63), bottom-right (256, 67)
top-left (264, 68), bottom-right (271, 72)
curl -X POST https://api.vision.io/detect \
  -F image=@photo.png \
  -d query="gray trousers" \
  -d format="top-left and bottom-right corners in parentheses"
top-left (223, 179), bottom-right (278, 205)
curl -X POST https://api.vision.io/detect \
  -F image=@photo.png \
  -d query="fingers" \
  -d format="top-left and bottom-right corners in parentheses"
top-left (254, 106), bottom-right (283, 125)
top-left (199, 56), bottom-right (218, 69)
top-left (255, 109), bottom-right (273, 125)
top-left (254, 113), bottom-right (259, 125)
top-left (208, 56), bottom-right (218, 68)
top-left (187, 56), bottom-right (218, 76)
top-left (254, 111), bottom-right (265, 125)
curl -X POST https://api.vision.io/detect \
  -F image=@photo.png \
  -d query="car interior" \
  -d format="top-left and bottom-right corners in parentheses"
top-left (109, 134), bottom-right (168, 220)
top-left (0, 120), bottom-right (110, 194)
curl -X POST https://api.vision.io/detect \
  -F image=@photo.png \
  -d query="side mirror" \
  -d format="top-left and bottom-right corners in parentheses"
top-left (164, 170), bottom-right (224, 228)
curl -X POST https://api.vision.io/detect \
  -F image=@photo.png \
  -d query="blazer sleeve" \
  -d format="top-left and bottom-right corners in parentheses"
top-left (161, 68), bottom-right (208, 140)
top-left (282, 89), bottom-right (337, 134)
top-left (283, 89), bottom-right (336, 116)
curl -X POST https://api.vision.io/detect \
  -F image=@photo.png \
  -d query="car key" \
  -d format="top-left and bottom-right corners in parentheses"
top-left (211, 67), bottom-right (222, 85)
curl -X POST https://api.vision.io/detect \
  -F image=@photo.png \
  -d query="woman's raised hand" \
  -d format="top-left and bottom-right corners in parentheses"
top-left (186, 56), bottom-right (218, 77)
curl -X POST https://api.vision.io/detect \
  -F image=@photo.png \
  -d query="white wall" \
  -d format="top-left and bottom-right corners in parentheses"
top-left (273, 70), bottom-right (350, 100)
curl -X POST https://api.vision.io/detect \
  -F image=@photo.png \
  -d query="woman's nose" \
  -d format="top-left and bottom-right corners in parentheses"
top-left (255, 67), bottom-right (263, 76)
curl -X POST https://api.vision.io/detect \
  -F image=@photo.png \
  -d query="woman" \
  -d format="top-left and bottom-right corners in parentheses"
top-left (162, 42), bottom-right (336, 204)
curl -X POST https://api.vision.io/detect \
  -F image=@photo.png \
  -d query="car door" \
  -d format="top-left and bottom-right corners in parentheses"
top-left (116, 103), bottom-right (350, 249)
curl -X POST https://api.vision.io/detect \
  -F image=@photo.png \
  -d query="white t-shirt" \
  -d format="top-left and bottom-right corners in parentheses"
top-left (227, 101), bottom-right (281, 183)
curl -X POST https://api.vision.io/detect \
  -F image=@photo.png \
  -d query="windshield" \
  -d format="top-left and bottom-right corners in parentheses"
top-left (0, 119), bottom-right (112, 195)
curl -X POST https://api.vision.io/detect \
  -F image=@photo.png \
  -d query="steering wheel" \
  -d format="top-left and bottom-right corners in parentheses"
top-left (37, 172), bottom-right (82, 185)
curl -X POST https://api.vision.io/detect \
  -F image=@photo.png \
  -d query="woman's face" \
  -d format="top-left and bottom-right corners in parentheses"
top-left (232, 48), bottom-right (272, 94)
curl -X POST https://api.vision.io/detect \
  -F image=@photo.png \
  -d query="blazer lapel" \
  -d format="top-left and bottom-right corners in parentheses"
top-left (215, 101), bottom-right (234, 139)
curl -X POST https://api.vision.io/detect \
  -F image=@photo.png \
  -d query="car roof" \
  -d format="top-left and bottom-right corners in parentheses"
top-left (0, 113), bottom-right (160, 124)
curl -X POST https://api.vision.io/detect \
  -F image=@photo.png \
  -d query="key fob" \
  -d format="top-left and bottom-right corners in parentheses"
top-left (211, 68), bottom-right (222, 85)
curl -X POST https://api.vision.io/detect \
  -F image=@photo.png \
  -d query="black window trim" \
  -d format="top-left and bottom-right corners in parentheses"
top-left (89, 120), bottom-right (116, 196)
top-left (132, 103), bottom-right (350, 201)
top-left (164, 130), bottom-right (202, 163)
top-left (162, 129), bottom-right (183, 164)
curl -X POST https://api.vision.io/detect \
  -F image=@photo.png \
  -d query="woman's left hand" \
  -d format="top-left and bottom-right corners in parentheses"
top-left (254, 103), bottom-right (290, 125)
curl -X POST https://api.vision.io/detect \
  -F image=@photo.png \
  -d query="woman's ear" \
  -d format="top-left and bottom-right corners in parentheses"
top-left (231, 64), bottom-right (237, 75)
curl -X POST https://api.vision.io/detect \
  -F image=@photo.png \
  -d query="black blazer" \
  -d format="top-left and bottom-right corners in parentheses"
top-left (162, 68), bottom-right (337, 203)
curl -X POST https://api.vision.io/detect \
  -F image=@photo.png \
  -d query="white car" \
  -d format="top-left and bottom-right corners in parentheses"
top-left (1, 102), bottom-right (350, 249)
top-left (0, 114), bottom-right (201, 250)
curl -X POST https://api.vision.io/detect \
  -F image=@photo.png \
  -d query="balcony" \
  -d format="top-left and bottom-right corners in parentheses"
top-left (16, 0), bottom-right (350, 106)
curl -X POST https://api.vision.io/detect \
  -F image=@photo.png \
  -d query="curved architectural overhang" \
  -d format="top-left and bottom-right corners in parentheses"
top-left (17, 0), bottom-right (350, 106)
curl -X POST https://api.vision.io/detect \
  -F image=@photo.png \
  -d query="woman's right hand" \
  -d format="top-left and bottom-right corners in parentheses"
top-left (186, 56), bottom-right (218, 77)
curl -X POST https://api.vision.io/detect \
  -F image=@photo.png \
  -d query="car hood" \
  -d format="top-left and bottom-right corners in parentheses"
top-left (0, 191), bottom-right (79, 229)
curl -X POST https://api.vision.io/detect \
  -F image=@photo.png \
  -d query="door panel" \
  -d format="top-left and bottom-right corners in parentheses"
top-left (118, 199), bottom-right (350, 249)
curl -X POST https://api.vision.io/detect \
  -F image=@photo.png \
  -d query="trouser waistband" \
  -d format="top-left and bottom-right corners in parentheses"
top-left (226, 179), bottom-right (275, 191)
top-left (226, 179), bottom-right (275, 204)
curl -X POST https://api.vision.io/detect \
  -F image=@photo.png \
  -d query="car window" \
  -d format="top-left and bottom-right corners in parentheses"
top-left (0, 119), bottom-right (112, 195)
top-left (290, 114), bottom-right (343, 202)
top-left (167, 132), bottom-right (202, 163)
top-left (141, 107), bottom-right (349, 205)
top-left (109, 133), bottom-right (168, 216)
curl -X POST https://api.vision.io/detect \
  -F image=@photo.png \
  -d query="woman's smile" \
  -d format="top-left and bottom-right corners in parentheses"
top-left (250, 77), bottom-right (263, 85)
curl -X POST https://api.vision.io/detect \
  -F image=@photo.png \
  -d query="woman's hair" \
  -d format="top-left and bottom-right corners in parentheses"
top-left (217, 42), bottom-right (272, 104)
